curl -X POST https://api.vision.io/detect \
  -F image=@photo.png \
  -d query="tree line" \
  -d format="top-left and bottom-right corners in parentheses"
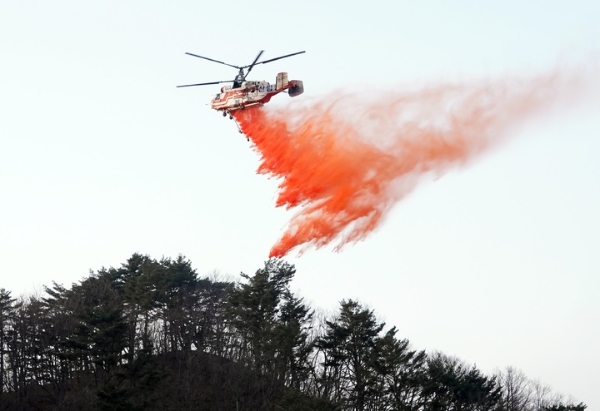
top-left (0, 254), bottom-right (586, 411)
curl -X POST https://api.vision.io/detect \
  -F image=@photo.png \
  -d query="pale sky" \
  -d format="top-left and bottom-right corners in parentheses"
top-left (1, 1), bottom-right (599, 407)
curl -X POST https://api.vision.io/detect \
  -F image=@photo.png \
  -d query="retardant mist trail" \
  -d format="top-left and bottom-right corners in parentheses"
top-left (233, 68), bottom-right (595, 258)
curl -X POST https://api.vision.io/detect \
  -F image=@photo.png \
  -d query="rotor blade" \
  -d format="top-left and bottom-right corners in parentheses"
top-left (176, 80), bottom-right (232, 88)
top-left (251, 50), bottom-right (306, 66)
top-left (243, 50), bottom-right (264, 79)
top-left (185, 52), bottom-right (240, 69)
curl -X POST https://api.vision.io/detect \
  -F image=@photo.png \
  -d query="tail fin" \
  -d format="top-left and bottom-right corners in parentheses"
top-left (276, 72), bottom-right (289, 90)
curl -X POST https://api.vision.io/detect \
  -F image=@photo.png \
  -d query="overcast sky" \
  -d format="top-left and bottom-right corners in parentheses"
top-left (1, 1), bottom-right (599, 407)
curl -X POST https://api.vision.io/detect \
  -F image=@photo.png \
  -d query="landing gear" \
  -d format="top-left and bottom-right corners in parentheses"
top-left (222, 111), bottom-right (227, 117)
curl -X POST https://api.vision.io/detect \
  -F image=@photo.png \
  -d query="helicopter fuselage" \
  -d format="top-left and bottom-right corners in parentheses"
top-left (212, 72), bottom-right (303, 115)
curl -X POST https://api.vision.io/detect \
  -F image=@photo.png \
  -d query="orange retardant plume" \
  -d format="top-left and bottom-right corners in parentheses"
top-left (233, 68), bottom-right (593, 258)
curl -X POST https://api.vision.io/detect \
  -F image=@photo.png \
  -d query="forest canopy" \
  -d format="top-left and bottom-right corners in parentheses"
top-left (0, 254), bottom-right (586, 411)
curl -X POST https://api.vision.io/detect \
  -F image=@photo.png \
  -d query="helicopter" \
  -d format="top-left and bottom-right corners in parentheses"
top-left (177, 50), bottom-right (305, 118)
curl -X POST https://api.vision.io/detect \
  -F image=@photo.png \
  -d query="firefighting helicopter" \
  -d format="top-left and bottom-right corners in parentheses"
top-left (177, 50), bottom-right (305, 118)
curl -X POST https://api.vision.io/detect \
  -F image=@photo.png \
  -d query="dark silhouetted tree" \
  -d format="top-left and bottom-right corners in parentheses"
top-left (422, 352), bottom-right (502, 411)
top-left (0, 288), bottom-right (19, 400)
top-left (373, 326), bottom-right (428, 410)
top-left (228, 259), bottom-right (314, 408)
top-left (315, 299), bottom-right (385, 411)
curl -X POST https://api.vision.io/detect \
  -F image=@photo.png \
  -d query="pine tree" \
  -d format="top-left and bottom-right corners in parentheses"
top-left (315, 299), bottom-right (385, 411)
top-left (0, 289), bottom-right (18, 398)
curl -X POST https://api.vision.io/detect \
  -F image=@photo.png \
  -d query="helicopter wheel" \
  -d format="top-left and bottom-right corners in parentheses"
top-left (222, 111), bottom-right (227, 117)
